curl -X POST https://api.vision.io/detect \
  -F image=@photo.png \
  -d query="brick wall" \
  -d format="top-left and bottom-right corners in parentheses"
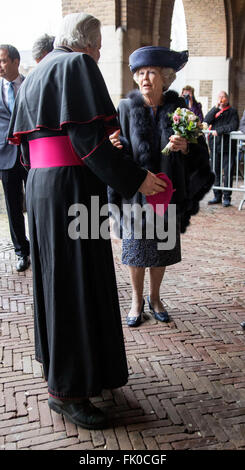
top-left (61, 0), bottom-right (245, 113)
top-left (183, 0), bottom-right (226, 56)
top-left (199, 80), bottom-right (213, 110)
top-left (61, 0), bottom-right (174, 46)
top-left (158, 0), bottom-right (174, 47)
top-left (227, 0), bottom-right (245, 115)
top-left (62, 0), bottom-right (116, 25)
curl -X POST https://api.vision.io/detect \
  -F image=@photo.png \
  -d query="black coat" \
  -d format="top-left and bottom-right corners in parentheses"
top-left (8, 49), bottom-right (147, 199)
top-left (204, 105), bottom-right (239, 154)
top-left (109, 89), bottom-right (214, 233)
top-left (7, 49), bottom-right (150, 399)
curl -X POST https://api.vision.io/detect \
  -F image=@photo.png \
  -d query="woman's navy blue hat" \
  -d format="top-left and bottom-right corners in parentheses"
top-left (129, 46), bottom-right (188, 73)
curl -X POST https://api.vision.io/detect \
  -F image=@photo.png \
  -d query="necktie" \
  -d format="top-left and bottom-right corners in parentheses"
top-left (7, 82), bottom-right (15, 112)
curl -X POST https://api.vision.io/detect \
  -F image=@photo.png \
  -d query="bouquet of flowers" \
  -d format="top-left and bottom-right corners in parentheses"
top-left (162, 107), bottom-right (203, 155)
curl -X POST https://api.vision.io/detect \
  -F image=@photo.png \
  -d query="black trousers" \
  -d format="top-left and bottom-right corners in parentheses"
top-left (1, 158), bottom-right (30, 257)
top-left (212, 151), bottom-right (235, 200)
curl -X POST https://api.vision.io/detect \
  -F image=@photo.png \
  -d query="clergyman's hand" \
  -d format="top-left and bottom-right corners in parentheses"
top-left (109, 129), bottom-right (123, 149)
top-left (138, 171), bottom-right (167, 196)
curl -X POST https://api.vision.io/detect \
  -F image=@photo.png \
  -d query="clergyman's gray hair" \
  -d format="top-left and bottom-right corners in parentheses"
top-left (32, 34), bottom-right (55, 61)
top-left (54, 12), bottom-right (101, 50)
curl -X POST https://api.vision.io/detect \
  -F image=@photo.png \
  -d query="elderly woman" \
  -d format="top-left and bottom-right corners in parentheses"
top-left (8, 16), bottom-right (166, 429)
top-left (109, 46), bottom-right (214, 327)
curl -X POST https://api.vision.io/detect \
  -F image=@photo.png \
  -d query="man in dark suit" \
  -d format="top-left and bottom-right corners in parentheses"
top-left (0, 44), bottom-right (30, 271)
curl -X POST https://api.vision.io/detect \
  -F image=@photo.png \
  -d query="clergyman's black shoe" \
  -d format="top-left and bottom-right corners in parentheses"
top-left (241, 322), bottom-right (245, 329)
top-left (48, 396), bottom-right (108, 429)
top-left (16, 256), bottom-right (30, 272)
top-left (208, 197), bottom-right (222, 205)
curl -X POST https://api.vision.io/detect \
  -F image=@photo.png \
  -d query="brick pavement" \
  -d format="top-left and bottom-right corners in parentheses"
top-left (0, 190), bottom-right (245, 451)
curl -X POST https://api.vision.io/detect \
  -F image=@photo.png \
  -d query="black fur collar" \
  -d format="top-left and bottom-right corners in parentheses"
top-left (124, 89), bottom-right (183, 168)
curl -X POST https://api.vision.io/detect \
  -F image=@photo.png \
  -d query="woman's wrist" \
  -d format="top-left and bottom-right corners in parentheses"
top-left (182, 143), bottom-right (189, 155)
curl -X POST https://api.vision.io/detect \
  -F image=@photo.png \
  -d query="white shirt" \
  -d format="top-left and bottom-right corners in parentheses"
top-left (2, 75), bottom-right (23, 108)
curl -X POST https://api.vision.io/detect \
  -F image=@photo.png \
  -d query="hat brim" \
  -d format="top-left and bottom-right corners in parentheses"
top-left (129, 46), bottom-right (188, 73)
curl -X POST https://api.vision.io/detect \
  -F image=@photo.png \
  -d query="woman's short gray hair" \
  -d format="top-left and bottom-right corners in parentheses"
top-left (54, 12), bottom-right (101, 50)
top-left (133, 67), bottom-right (176, 91)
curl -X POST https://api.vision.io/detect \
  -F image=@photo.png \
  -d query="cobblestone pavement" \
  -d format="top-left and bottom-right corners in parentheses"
top-left (0, 190), bottom-right (245, 451)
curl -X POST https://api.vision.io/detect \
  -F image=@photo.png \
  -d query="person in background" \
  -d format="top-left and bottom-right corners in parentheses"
top-left (239, 109), bottom-right (245, 134)
top-left (8, 13), bottom-right (166, 429)
top-left (0, 44), bottom-right (30, 272)
top-left (32, 34), bottom-right (55, 63)
top-left (181, 85), bottom-right (204, 122)
top-left (204, 91), bottom-right (239, 207)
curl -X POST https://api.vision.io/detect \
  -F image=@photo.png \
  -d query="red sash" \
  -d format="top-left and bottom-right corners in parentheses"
top-left (29, 136), bottom-right (84, 168)
top-left (208, 105), bottom-right (231, 136)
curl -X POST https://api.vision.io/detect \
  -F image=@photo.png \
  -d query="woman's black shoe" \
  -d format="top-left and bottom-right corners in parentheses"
top-left (147, 296), bottom-right (169, 322)
top-left (48, 396), bottom-right (108, 429)
top-left (126, 299), bottom-right (145, 327)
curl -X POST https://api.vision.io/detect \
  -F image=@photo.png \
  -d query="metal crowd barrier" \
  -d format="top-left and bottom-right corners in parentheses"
top-left (203, 130), bottom-right (245, 210)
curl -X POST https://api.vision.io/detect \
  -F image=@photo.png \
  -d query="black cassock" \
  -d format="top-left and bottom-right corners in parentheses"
top-left (8, 48), bottom-right (147, 399)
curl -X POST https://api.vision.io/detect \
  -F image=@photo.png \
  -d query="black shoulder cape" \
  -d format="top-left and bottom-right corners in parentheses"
top-left (8, 48), bottom-right (117, 144)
